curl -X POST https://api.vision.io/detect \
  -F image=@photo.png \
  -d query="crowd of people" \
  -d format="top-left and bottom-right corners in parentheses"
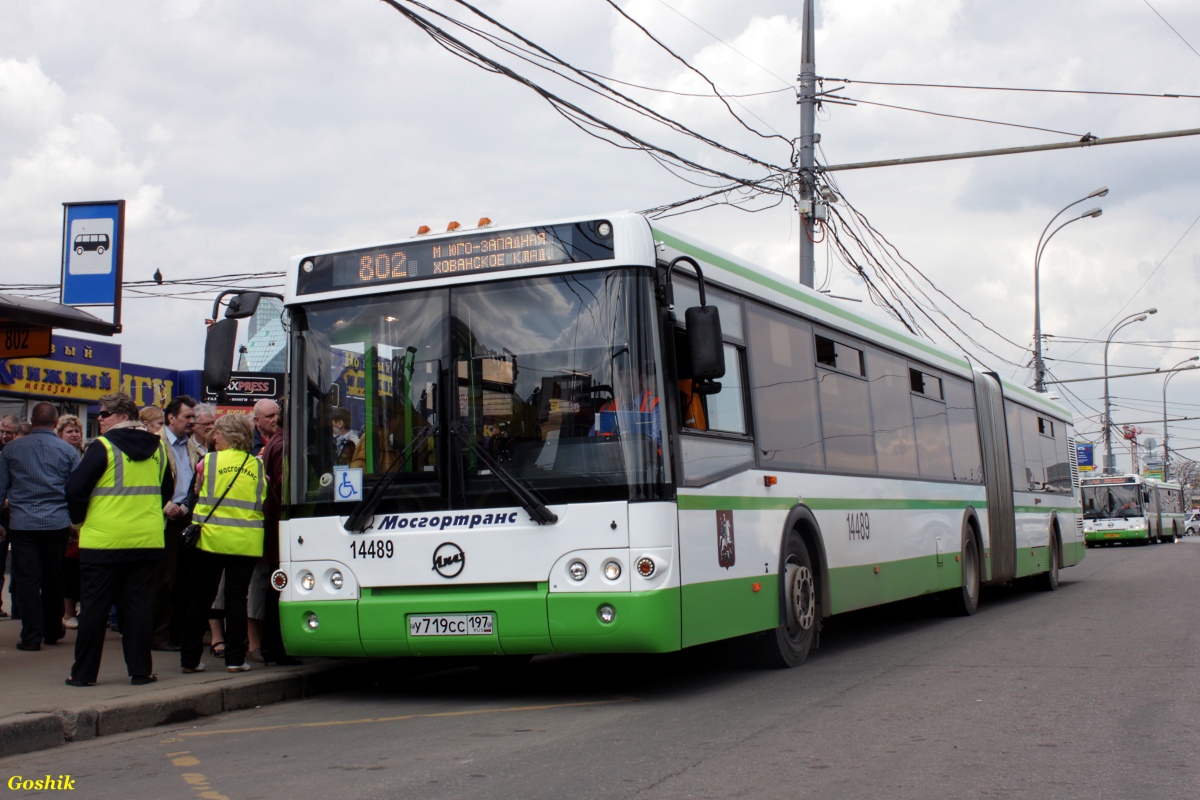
top-left (0, 392), bottom-right (299, 687)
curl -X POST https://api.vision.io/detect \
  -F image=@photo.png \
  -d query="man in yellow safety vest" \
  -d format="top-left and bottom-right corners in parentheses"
top-left (65, 392), bottom-right (173, 687)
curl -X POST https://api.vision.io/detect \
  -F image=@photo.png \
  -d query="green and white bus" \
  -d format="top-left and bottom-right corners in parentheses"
top-left (1081, 474), bottom-right (1184, 545)
top-left (205, 211), bottom-right (1082, 667)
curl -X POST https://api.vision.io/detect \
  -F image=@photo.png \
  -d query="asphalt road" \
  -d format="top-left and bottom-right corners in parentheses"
top-left (4, 538), bottom-right (1198, 800)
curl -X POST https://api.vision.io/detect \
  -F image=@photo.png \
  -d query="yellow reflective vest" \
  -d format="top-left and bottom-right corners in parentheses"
top-left (80, 437), bottom-right (168, 551)
top-left (193, 449), bottom-right (266, 557)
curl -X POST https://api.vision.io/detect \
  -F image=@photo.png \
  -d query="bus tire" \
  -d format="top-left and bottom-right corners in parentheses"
top-left (751, 533), bottom-right (816, 668)
top-left (1164, 524), bottom-right (1178, 544)
top-left (1036, 535), bottom-right (1060, 591)
top-left (96, 245), bottom-right (105, 255)
top-left (948, 528), bottom-right (980, 616)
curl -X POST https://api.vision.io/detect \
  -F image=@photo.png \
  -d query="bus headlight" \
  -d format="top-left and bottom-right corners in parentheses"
top-left (603, 560), bottom-right (622, 581)
top-left (330, 570), bottom-right (344, 590)
top-left (300, 571), bottom-right (315, 591)
top-left (568, 561), bottom-right (587, 581)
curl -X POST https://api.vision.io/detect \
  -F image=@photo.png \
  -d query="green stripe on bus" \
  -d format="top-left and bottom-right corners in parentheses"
top-left (827, 552), bottom-right (964, 614)
top-left (652, 228), bottom-right (969, 370)
top-left (1013, 505), bottom-right (1078, 514)
top-left (678, 495), bottom-right (986, 512)
top-left (1014, 544), bottom-right (1051, 577)
top-left (680, 575), bottom-right (780, 648)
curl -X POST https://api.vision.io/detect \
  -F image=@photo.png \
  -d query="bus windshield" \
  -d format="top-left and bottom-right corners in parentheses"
top-left (1081, 484), bottom-right (1142, 519)
top-left (293, 268), bottom-right (669, 512)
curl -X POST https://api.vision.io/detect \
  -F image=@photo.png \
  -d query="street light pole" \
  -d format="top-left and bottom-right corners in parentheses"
top-left (1162, 357), bottom-right (1199, 481)
top-left (1103, 309), bottom-right (1157, 473)
top-left (1033, 187), bottom-right (1108, 393)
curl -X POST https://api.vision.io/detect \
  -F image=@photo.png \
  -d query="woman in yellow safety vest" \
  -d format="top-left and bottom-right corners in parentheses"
top-left (180, 413), bottom-right (266, 674)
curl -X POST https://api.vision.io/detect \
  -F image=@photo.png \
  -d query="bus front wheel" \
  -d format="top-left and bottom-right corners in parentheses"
top-left (752, 533), bottom-right (816, 668)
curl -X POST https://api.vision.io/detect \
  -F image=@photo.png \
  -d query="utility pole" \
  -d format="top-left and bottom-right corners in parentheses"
top-left (797, 0), bottom-right (816, 288)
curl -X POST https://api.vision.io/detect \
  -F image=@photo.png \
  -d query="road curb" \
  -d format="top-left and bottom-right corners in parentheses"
top-left (0, 660), bottom-right (373, 759)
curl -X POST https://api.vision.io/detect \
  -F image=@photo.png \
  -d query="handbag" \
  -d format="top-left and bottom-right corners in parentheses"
top-left (182, 452), bottom-right (252, 548)
top-left (181, 522), bottom-right (202, 547)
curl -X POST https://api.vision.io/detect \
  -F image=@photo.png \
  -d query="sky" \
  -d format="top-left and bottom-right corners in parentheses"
top-left (2, 0), bottom-right (1199, 465)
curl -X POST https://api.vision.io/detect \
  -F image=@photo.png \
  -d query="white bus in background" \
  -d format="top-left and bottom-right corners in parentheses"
top-left (204, 211), bottom-right (1082, 667)
top-left (1081, 474), bottom-right (1184, 545)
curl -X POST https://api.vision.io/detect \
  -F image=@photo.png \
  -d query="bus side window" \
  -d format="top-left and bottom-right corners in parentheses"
top-left (673, 327), bottom-right (707, 430)
top-left (672, 313), bottom-right (747, 436)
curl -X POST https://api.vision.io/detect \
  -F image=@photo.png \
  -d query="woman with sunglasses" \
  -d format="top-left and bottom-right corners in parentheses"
top-left (64, 392), bottom-right (173, 687)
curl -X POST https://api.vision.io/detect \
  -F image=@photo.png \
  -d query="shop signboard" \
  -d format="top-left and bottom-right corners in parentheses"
top-left (0, 334), bottom-right (121, 401)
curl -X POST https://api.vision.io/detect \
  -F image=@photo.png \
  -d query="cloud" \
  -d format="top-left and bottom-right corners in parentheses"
top-left (0, 0), bottom-right (1197, 453)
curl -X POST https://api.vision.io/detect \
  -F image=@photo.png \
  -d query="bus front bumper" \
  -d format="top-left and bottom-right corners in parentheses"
top-left (278, 583), bottom-right (682, 658)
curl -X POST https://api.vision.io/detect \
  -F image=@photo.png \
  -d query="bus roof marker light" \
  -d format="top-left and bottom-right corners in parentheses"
top-left (301, 259), bottom-right (315, 273)
top-left (597, 221), bottom-right (612, 237)
top-left (478, 217), bottom-right (493, 228)
top-left (416, 225), bottom-right (431, 235)
top-left (447, 221), bottom-right (461, 231)
top-left (598, 604), bottom-right (616, 624)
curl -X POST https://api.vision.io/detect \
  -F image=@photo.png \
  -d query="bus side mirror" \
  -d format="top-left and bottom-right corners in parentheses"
top-left (203, 318), bottom-right (238, 391)
top-left (224, 292), bottom-right (262, 320)
top-left (686, 305), bottom-right (724, 394)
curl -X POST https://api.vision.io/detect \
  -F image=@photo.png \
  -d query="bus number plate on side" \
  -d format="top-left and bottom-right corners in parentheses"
top-left (409, 614), bottom-right (494, 636)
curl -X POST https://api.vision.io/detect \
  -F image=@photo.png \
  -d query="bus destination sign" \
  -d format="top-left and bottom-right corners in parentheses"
top-left (296, 220), bottom-right (615, 295)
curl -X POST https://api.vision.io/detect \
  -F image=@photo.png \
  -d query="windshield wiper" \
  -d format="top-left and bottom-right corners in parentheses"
top-left (343, 425), bottom-right (437, 533)
top-left (450, 422), bottom-right (558, 525)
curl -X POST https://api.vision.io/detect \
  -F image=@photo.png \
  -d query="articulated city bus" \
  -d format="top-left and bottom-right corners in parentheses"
top-left (205, 212), bottom-right (1082, 667)
top-left (1081, 474), bottom-right (1184, 545)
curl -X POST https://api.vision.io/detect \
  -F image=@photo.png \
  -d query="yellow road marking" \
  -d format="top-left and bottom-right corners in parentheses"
top-left (163, 749), bottom-right (231, 800)
top-left (179, 695), bottom-right (638, 737)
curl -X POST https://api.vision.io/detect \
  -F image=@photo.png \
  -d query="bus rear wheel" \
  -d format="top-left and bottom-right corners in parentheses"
top-left (752, 534), bottom-right (816, 668)
top-left (1036, 536), bottom-right (1060, 591)
top-left (948, 530), bottom-right (980, 616)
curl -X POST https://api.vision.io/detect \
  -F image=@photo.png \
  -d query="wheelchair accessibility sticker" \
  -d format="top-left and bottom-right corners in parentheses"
top-left (333, 467), bottom-right (363, 502)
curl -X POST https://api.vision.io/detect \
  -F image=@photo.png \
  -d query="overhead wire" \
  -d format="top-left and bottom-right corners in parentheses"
top-left (382, 0), bottom-right (796, 204)
top-left (833, 95), bottom-right (1088, 139)
top-left (1057, 209), bottom-right (1200, 365)
top-left (819, 76), bottom-right (1200, 100)
top-left (1141, 0), bottom-right (1200, 61)
top-left (599, 0), bottom-right (789, 143)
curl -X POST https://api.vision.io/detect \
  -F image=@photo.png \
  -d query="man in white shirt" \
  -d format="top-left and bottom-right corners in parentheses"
top-left (153, 395), bottom-right (198, 651)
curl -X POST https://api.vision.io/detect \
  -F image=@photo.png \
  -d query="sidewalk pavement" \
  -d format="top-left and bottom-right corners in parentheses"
top-left (0, 615), bottom-right (372, 759)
